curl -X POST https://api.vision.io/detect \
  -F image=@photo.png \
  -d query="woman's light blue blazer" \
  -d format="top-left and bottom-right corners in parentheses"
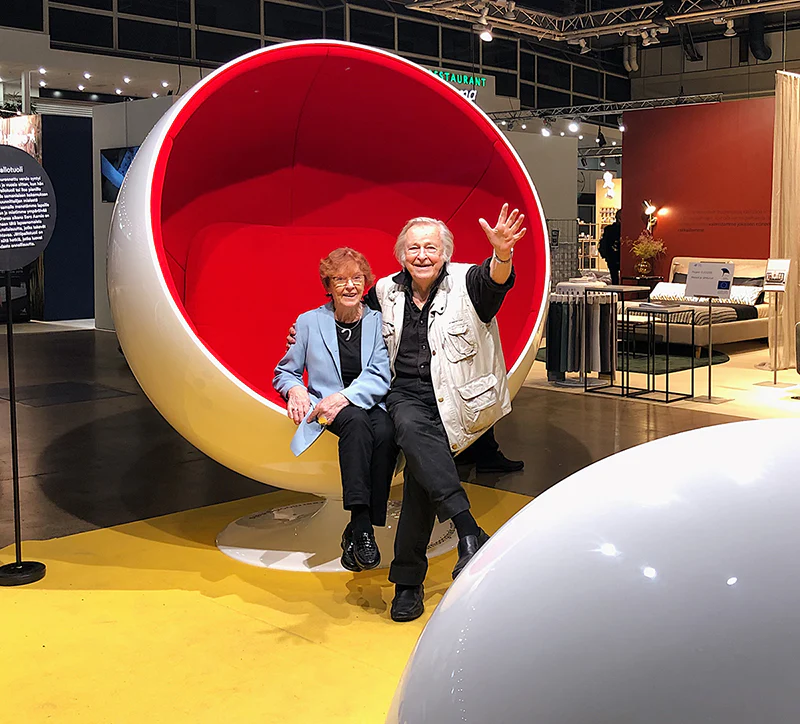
top-left (273, 302), bottom-right (391, 456)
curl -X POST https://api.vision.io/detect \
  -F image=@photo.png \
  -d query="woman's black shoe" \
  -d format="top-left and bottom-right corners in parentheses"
top-left (340, 526), bottom-right (362, 572)
top-left (391, 585), bottom-right (425, 622)
top-left (352, 530), bottom-right (381, 570)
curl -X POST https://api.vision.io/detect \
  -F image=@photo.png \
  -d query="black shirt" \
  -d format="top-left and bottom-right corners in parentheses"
top-left (336, 319), bottom-right (362, 387)
top-left (365, 258), bottom-right (515, 382)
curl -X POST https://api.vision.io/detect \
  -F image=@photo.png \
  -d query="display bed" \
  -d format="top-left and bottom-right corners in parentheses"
top-left (624, 256), bottom-right (769, 349)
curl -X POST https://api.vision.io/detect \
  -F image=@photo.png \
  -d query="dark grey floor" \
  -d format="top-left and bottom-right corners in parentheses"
top-left (0, 328), bottom-right (748, 548)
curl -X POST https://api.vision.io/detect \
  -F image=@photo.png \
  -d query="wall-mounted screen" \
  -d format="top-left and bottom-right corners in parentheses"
top-left (100, 146), bottom-right (140, 203)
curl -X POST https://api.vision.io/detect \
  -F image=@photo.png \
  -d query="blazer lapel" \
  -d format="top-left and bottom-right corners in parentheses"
top-left (318, 304), bottom-right (342, 383)
top-left (360, 309), bottom-right (376, 369)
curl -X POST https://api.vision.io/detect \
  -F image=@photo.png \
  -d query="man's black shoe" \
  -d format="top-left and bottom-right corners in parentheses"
top-left (352, 530), bottom-right (381, 570)
top-left (340, 526), bottom-right (362, 572)
top-left (452, 529), bottom-right (490, 579)
top-left (476, 453), bottom-right (524, 474)
top-left (391, 585), bottom-right (424, 622)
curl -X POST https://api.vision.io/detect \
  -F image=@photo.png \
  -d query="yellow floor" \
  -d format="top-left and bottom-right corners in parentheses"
top-left (1, 484), bottom-right (530, 724)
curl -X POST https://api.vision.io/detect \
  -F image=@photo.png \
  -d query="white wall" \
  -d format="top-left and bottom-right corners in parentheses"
top-left (92, 96), bottom-right (175, 330)
top-left (504, 132), bottom-right (578, 221)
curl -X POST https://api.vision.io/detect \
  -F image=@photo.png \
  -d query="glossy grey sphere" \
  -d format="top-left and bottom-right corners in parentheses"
top-left (388, 419), bottom-right (800, 724)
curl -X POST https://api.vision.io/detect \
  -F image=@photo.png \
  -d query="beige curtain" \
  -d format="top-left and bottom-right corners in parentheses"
top-left (769, 71), bottom-right (800, 370)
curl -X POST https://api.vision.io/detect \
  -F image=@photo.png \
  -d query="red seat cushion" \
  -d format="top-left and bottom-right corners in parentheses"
top-left (184, 223), bottom-right (396, 400)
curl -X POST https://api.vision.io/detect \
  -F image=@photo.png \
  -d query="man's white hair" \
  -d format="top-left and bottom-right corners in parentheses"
top-left (395, 217), bottom-right (454, 265)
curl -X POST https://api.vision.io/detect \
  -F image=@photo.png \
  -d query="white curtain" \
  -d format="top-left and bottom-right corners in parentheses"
top-left (769, 71), bottom-right (800, 370)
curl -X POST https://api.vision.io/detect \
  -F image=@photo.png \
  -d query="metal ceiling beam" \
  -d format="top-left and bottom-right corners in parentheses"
top-left (488, 93), bottom-right (722, 121)
top-left (580, 146), bottom-right (623, 158)
top-left (406, 0), bottom-right (800, 42)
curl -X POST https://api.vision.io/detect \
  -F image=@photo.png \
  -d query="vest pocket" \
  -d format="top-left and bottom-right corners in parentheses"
top-left (457, 373), bottom-right (498, 433)
top-left (443, 320), bottom-right (477, 362)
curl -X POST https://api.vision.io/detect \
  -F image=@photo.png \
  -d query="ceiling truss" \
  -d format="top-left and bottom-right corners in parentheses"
top-left (406, 0), bottom-right (800, 42)
top-left (489, 93), bottom-right (723, 121)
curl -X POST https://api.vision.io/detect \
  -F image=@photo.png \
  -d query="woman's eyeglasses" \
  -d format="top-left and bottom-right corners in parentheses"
top-left (331, 275), bottom-right (365, 289)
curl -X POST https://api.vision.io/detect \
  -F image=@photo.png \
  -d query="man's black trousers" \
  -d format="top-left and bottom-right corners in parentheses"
top-left (327, 405), bottom-right (397, 527)
top-left (386, 378), bottom-right (471, 586)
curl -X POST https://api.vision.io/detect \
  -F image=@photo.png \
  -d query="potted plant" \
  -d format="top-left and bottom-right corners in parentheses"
top-left (626, 231), bottom-right (666, 275)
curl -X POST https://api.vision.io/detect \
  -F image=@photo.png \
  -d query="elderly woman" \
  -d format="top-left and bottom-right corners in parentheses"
top-left (273, 247), bottom-right (397, 571)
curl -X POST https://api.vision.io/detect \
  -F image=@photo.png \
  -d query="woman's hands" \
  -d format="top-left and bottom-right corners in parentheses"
top-left (287, 386), bottom-right (311, 425)
top-left (310, 392), bottom-right (350, 426)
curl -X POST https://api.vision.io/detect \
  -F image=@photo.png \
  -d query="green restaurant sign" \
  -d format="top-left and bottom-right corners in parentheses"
top-left (431, 70), bottom-right (488, 87)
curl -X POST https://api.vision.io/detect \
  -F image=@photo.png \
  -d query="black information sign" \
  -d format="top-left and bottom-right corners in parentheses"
top-left (0, 145), bottom-right (57, 271)
top-left (550, 228), bottom-right (560, 246)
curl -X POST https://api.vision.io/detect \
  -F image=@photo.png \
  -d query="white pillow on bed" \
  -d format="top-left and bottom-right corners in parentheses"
top-left (650, 282), bottom-right (762, 306)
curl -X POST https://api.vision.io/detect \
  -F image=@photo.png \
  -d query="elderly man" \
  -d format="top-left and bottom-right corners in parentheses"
top-left (366, 204), bottom-right (525, 622)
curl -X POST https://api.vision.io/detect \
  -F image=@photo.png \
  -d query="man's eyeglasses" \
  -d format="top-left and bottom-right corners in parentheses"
top-left (331, 275), bottom-right (366, 289)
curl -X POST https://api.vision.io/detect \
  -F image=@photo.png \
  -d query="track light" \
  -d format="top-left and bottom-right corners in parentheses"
top-left (599, 158), bottom-right (606, 167)
top-left (123, 76), bottom-right (131, 84)
top-left (560, 131), bottom-right (565, 136)
top-left (115, 88), bottom-right (122, 95)
top-left (508, 120), bottom-right (516, 131)
top-left (39, 80), bottom-right (46, 87)
top-left (38, 67), bottom-right (46, 75)
top-left (504, 0), bottom-right (516, 20)
top-left (580, 157), bottom-right (588, 168)
top-left (568, 120), bottom-right (580, 133)
top-left (78, 84), bottom-right (85, 91)
top-left (579, 38), bottom-right (590, 55)
top-left (521, 123), bottom-right (527, 130)
top-left (152, 92), bottom-right (159, 98)
top-left (618, 116), bottom-right (626, 132)
top-left (480, 26), bottom-right (493, 42)
top-left (541, 126), bottom-right (551, 137)
top-left (596, 127), bottom-right (607, 147)
top-left (643, 200), bottom-right (657, 215)
top-left (161, 81), bottom-right (169, 88)
top-left (724, 19), bottom-right (735, 37)
top-left (500, 120), bottom-right (507, 126)
top-left (475, 8), bottom-right (492, 43)
top-left (578, 134), bottom-right (584, 140)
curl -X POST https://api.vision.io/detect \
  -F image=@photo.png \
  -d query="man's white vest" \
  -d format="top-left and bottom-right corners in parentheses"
top-left (375, 263), bottom-right (512, 453)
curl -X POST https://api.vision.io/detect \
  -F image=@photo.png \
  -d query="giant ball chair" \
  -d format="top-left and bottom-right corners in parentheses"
top-left (108, 40), bottom-right (550, 572)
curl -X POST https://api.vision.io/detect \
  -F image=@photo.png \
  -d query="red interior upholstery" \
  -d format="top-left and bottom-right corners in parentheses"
top-left (150, 42), bottom-right (547, 404)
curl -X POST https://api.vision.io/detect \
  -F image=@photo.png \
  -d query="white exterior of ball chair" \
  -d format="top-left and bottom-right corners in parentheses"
top-left (389, 419), bottom-right (800, 723)
top-left (108, 40), bottom-right (549, 499)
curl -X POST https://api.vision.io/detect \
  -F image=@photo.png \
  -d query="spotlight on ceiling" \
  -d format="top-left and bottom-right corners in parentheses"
top-left (474, 9), bottom-right (492, 42)
top-left (479, 26), bottom-right (493, 42)
top-left (724, 19), bottom-right (736, 37)
top-left (123, 76), bottom-right (131, 84)
top-left (618, 116), bottom-right (626, 132)
top-left (84, 72), bottom-right (92, 79)
top-left (521, 123), bottom-right (527, 130)
top-left (579, 38), bottom-right (590, 55)
top-left (508, 120), bottom-right (516, 131)
top-left (38, 80), bottom-right (46, 87)
top-left (643, 200), bottom-right (657, 215)
top-left (152, 92), bottom-right (159, 98)
top-left (504, 0), bottom-right (516, 20)
top-left (648, 29), bottom-right (660, 44)
top-left (115, 88), bottom-right (122, 95)
top-left (580, 157), bottom-right (588, 168)
top-left (560, 131), bottom-right (565, 136)
top-left (541, 125), bottom-right (552, 137)
top-left (78, 84), bottom-right (85, 91)
top-left (500, 120), bottom-right (507, 126)
top-left (578, 134), bottom-right (584, 140)
top-left (612, 141), bottom-right (617, 146)
top-left (600, 158), bottom-right (606, 167)
top-left (596, 128), bottom-right (607, 147)
top-left (38, 67), bottom-right (46, 75)
top-left (161, 80), bottom-right (169, 88)
top-left (568, 120), bottom-right (580, 133)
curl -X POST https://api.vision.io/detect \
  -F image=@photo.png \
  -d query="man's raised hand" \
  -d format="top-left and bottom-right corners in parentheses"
top-left (479, 203), bottom-right (527, 261)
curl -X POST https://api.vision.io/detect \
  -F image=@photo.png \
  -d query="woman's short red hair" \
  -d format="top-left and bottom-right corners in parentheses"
top-left (319, 247), bottom-right (375, 291)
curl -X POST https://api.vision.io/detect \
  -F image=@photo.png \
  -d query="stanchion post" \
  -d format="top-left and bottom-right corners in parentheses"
top-left (707, 295), bottom-right (713, 400)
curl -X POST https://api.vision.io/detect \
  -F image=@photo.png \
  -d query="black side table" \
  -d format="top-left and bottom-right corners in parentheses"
top-left (622, 275), bottom-right (664, 291)
top-left (624, 304), bottom-right (696, 403)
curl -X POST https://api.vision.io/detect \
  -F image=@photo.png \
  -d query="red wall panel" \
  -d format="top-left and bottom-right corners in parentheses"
top-left (621, 96), bottom-right (774, 277)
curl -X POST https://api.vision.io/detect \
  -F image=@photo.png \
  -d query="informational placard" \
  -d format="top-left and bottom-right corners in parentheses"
top-left (764, 258), bottom-right (790, 292)
top-left (550, 228), bottom-right (560, 246)
top-left (0, 145), bottom-right (57, 271)
top-left (685, 261), bottom-right (736, 300)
